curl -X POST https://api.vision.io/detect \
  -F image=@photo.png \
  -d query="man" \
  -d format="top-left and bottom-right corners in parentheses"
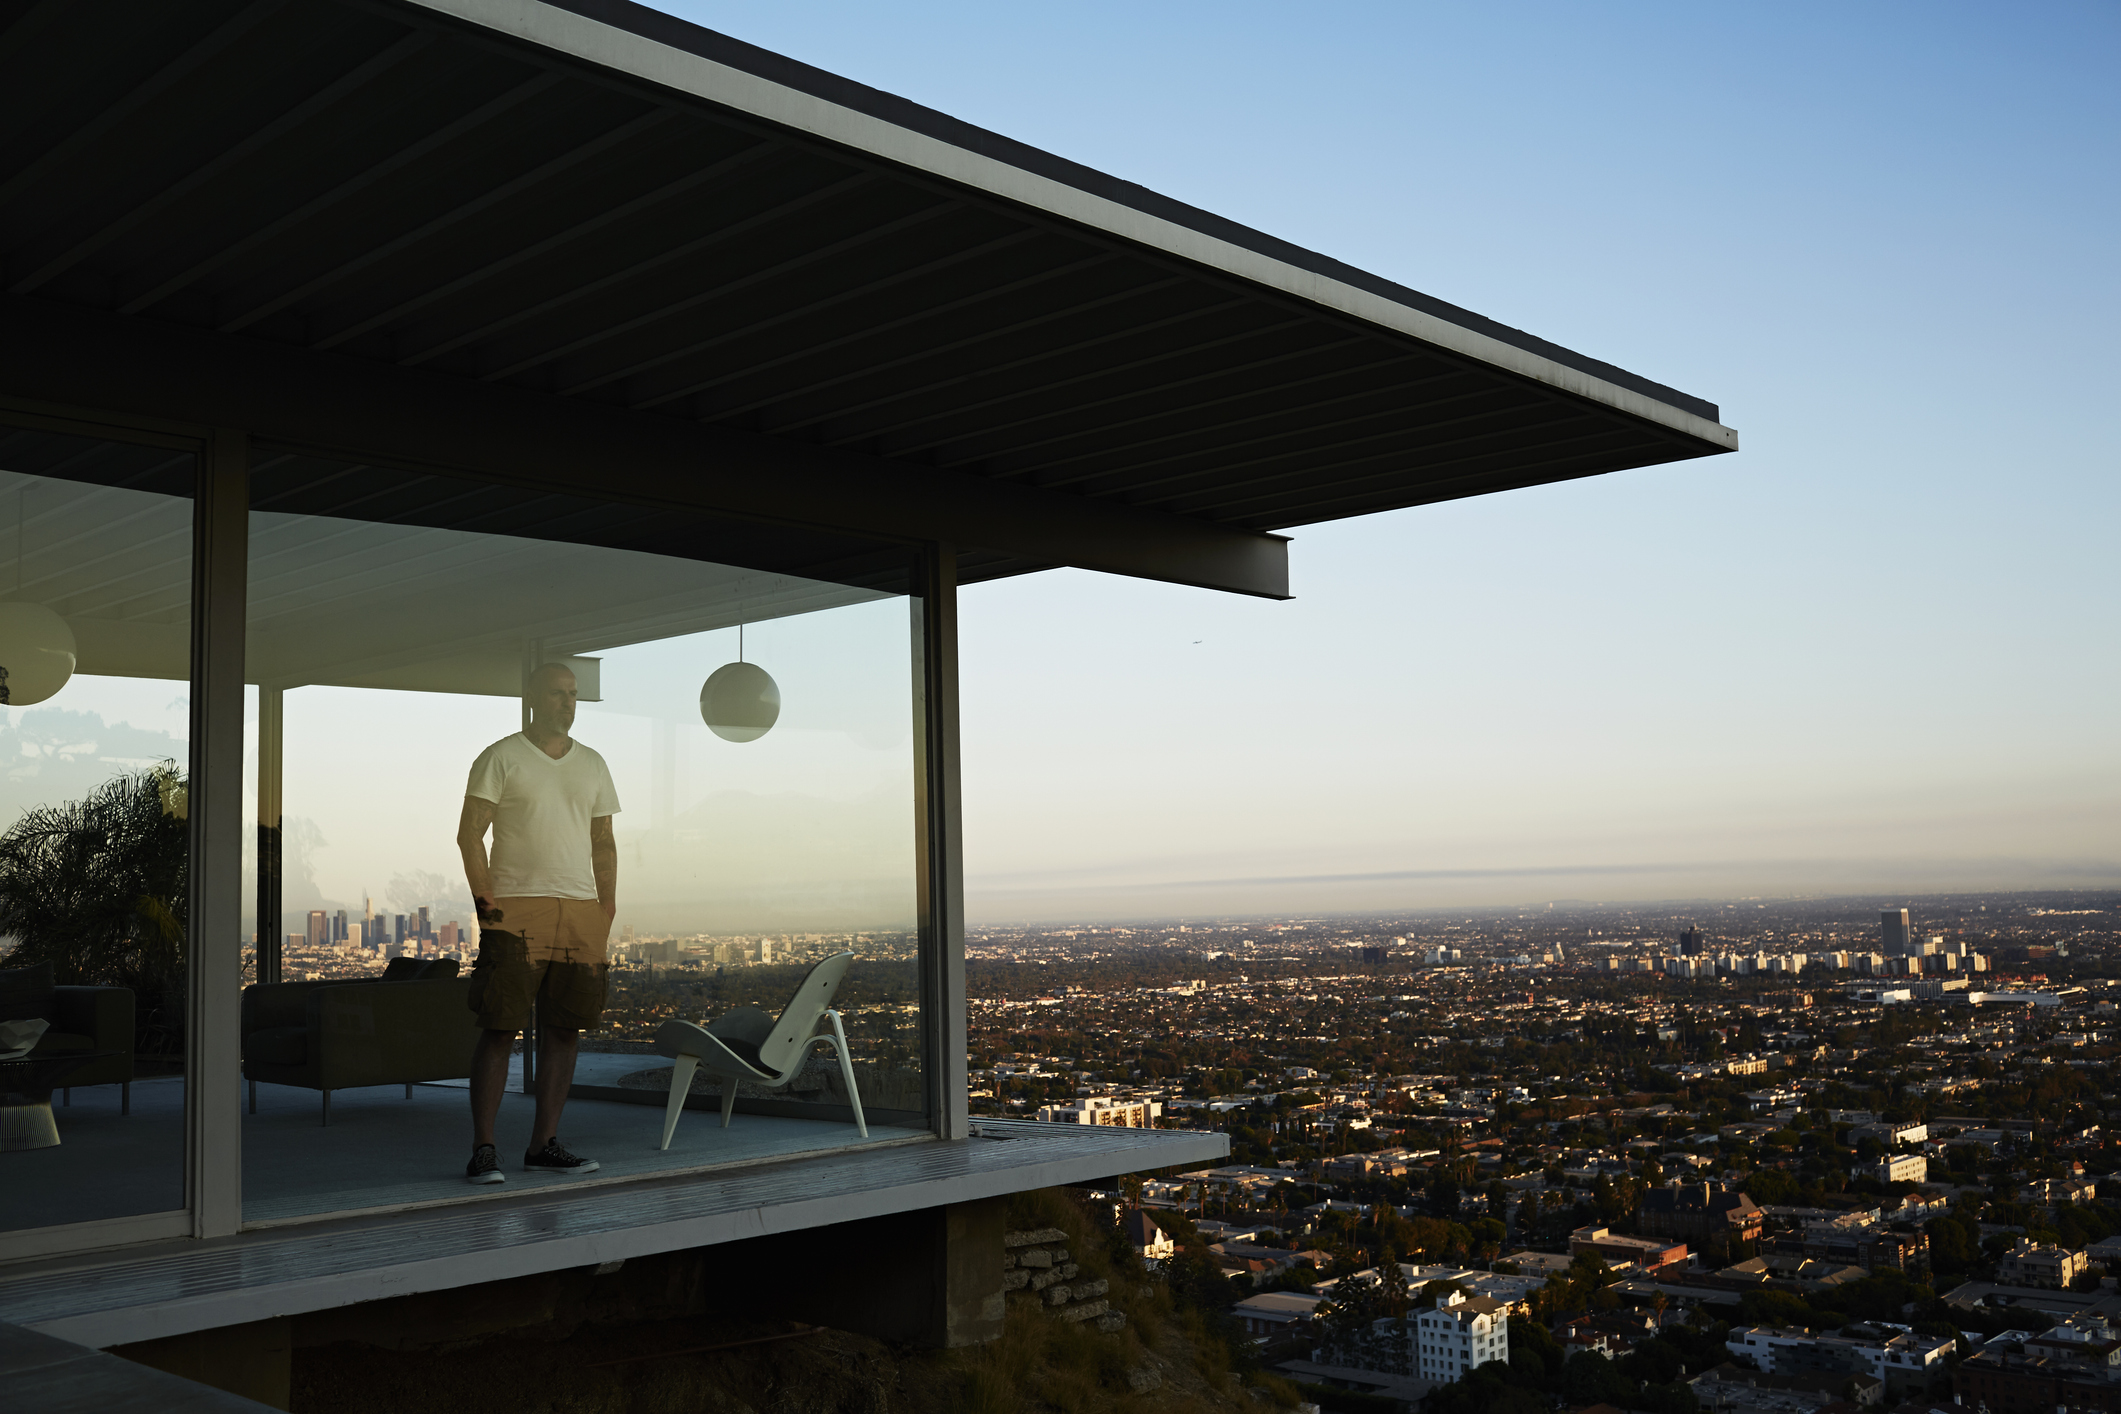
top-left (456, 661), bottom-right (620, 1184)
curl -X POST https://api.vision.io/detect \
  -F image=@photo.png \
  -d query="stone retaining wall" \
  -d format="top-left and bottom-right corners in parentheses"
top-left (1003, 1228), bottom-right (1126, 1335)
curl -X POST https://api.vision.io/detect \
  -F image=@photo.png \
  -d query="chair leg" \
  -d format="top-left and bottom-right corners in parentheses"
top-left (826, 1010), bottom-right (868, 1139)
top-left (122, 1080), bottom-right (131, 1116)
top-left (405, 1082), bottom-right (414, 1100)
top-left (659, 1054), bottom-right (698, 1152)
top-left (321, 1090), bottom-right (331, 1127)
top-left (247, 1079), bottom-right (256, 1115)
top-left (720, 1074), bottom-right (738, 1129)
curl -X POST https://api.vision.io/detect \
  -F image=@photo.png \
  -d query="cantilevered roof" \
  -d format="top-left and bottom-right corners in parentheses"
top-left (0, 0), bottom-right (1734, 594)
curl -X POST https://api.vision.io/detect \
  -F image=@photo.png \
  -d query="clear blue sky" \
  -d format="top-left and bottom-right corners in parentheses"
top-left (639, 0), bottom-right (2120, 921)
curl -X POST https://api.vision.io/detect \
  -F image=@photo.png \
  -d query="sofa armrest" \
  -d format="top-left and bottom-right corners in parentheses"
top-left (49, 985), bottom-right (134, 1054)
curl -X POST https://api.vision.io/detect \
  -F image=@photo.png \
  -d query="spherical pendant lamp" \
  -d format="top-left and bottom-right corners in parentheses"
top-left (0, 602), bottom-right (75, 706)
top-left (699, 626), bottom-right (779, 742)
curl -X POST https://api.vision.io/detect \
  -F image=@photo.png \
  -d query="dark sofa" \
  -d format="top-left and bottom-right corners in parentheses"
top-left (241, 959), bottom-right (481, 1125)
top-left (0, 960), bottom-right (136, 1112)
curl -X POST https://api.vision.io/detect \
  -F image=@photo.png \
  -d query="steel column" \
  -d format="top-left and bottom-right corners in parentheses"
top-left (187, 426), bottom-right (249, 1238)
top-left (912, 545), bottom-right (967, 1140)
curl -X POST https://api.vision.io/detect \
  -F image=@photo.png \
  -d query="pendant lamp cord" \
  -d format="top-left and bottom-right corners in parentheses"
top-left (14, 486), bottom-right (21, 596)
top-left (739, 623), bottom-right (744, 664)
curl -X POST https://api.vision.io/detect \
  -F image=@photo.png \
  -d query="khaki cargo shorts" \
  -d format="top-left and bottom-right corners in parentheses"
top-left (467, 896), bottom-right (611, 1032)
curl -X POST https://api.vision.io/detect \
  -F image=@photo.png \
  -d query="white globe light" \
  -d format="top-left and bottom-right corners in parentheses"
top-left (0, 602), bottom-right (75, 706)
top-left (699, 660), bottom-right (780, 742)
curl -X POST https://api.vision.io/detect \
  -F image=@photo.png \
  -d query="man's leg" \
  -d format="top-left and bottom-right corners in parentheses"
top-left (470, 1028), bottom-right (516, 1148)
top-left (531, 1025), bottom-right (580, 1149)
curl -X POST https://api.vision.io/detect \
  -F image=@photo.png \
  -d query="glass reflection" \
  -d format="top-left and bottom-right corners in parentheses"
top-left (0, 426), bottom-right (193, 1236)
top-left (239, 457), bottom-right (923, 1224)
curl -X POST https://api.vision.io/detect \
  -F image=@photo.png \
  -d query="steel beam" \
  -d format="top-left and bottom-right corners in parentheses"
top-left (0, 295), bottom-right (1291, 598)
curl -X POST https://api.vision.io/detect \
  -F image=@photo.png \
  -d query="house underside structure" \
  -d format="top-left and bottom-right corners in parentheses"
top-left (0, 0), bottom-right (1734, 1405)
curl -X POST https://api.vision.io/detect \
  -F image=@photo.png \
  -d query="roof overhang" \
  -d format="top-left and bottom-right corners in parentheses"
top-left (0, 0), bottom-right (1736, 598)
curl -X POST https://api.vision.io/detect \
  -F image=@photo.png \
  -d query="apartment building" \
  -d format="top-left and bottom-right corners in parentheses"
top-left (1638, 1182), bottom-right (1766, 1254)
top-left (1999, 1240), bottom-right (2090, 1290)
top-left (1570, 1226), bottom-right (1689, 1273)
top-left (1869, 1154), bottom-right (1929, 1184)
top-left (1415, 1290), bottom-right (1510, 1381)
top-left (1037, 1096), bottom-right (1161, 1127)
top-left (1956, 1315), bottom-right (2121, 1412)
top-left (1850, 1121), bottom-right (1929, 1147)
top-left (1729, 1325), bottom-right (1955, 1393)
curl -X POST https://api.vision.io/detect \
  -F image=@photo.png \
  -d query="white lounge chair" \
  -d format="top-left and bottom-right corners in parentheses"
top-left (650, 949), bottom-right (868, 1149)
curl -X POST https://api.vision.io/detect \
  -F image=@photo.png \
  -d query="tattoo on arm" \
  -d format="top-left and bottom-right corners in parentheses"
top-left (591, 815), bottom-right (617, 911)
top-left (458, 797), bottom-right (498, 920)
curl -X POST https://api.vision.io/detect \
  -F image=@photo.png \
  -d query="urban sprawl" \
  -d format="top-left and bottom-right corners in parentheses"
top-left (970, 891), bottom-right (2121, 1412)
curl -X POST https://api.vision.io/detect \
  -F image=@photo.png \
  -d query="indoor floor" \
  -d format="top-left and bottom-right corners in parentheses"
top-left (4, 1063), bottom-right (925, 1230)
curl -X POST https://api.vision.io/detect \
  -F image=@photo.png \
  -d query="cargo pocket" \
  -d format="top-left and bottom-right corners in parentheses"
top-left (467, 930), bottom-right (528, 1016)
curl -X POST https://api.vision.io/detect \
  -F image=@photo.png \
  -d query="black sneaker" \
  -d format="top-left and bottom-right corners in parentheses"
top-left (466, 1144), bottom-right (505, 1185)
top-left (523, 1139), bottom-right (599, 1175)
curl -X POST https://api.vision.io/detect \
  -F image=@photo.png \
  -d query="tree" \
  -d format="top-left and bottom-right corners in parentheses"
top-left (1561, 1351), bottom-right (1634, 1407)
top-left (0, 765), bottom-right (188, 1050)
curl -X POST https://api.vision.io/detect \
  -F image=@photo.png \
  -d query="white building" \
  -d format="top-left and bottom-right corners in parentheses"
top-left (1414, 1290), bottom-right (1509, 1382)
top-left (1851, 1121), bottom-right (1929, 1147)
top-left (1867, 1154), bottom-right (1928, 1184)
top-left (1727, 1326), bottom-right (1953, 1384)
top-left (1036, 1096), bottom-right (1160, 1126)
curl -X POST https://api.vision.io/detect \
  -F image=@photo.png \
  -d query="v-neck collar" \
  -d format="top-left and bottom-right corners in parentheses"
top-left (523, 731), bottom-right (575, 762)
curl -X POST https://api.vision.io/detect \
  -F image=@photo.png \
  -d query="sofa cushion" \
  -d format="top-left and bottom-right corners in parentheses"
top-left (28, 1030), bottom-right (94, 1055)
top-left (421, 957), bottom-right (460, 980)
top-left (245, 1026), bottom-right (308, 1067)
top-left (0, 960), bottom-right (55, 1021)
top-left (381, 957), bottom-right (423, 981)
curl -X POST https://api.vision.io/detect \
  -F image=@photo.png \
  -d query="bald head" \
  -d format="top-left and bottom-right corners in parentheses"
top-left (525, 662), bottom-right (578, 737)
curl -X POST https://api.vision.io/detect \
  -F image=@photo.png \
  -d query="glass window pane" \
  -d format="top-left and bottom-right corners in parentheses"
top-left (240, 454), bottom-right (925, 1225)
top-left (0, 424), bottom-right (193, 1235)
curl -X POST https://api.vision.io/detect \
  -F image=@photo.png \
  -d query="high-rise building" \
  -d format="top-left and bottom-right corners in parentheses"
top-left (393, 914), bottom-right (407, 949)
top-left (1679, 927), bottom-right (1704, 956)
top-left (1882, 909), bottom-right (1913, 955)
top-left (418, 905), bottom-right (431, 940)
top-left (306, 910), bottom-right (327, 948)
top-left (332, 908), bottom-right (349, 943)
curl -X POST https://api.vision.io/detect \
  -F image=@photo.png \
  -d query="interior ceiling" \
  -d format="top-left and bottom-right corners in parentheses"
top-left (0, 429), bottom-right (895, 693)
top-left (0, 0), bottom-right (1730, 587)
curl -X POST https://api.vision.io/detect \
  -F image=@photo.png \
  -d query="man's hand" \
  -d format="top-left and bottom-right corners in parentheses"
top-left (475, 895), bottom-right (504, 925)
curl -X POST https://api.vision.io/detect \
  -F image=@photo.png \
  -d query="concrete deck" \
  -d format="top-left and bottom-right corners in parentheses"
top-left (0, 1119), bottom-right (1227, 1348)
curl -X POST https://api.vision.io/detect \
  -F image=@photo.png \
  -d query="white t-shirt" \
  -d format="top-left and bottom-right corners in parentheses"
top-left (464, 734), bottom-right (622, 900)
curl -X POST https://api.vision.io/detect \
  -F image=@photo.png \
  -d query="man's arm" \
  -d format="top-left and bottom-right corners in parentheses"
top-left (590, 814), bottom-right (617, 922)
top-left (457, 796), bottom-right (501, 922)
